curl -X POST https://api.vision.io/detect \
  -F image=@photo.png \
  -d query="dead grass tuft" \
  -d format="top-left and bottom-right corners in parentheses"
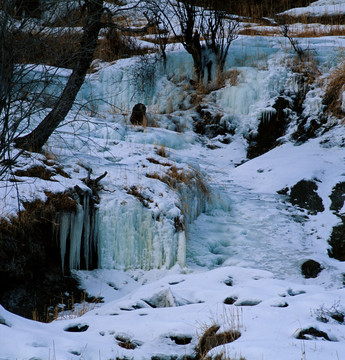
top-left (277, 13), bottom-right (345, 26)
top-left (95, 28), bottom-right (152, 63)
top-left (14, 164), bottom-right (71, 181)
top-left (33, 292), bottom-right (102, 323)
top-left (10, 31), bottom-right (82, 68)
top-left (125, 185), bottom-right (153, 208)
top-left (323, 64), bottom-right (345, 118)
top-left (146, 165), bottom-right (211, 204)
top-left (147, 157), bottom-right (171, 166)
top-left (0, 191), bottom-right (77, 237)
top-left (14, 165), bottom-right (56, 181)
top-left (155, 144), bottom-right (168, 158)
top-left (195, 307), bottom-right (243, 360)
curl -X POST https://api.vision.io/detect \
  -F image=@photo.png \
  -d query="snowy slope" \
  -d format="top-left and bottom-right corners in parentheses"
top-left (2, 17), bottom-right (345, 360)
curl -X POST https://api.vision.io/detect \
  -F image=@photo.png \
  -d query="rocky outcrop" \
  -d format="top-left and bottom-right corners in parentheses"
top-left (327, 182), bottom-right (345, 261)
top-left (247, 97), bottom-right (290, 159)
top-left (289, 180), bottom-right (324, 215)
top-left (193, 105), bottom-right (234, 139)
top-left (328, 218), bottom-right (345, 261)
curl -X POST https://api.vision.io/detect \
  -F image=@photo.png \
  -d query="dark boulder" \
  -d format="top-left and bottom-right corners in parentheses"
top-left (247, 96), bottom-right (290, 159)
top-left (328, 217), bottom-right (345, 261)
top-left (290, 180), bottom-right (324, 215)
top-left (301, 259), bottom-right (323, 278)
top-left (296, 327), bottom-right (331, 341)
top-left (130, 103), bottom-right (147, 126)
top-left (329, 182), bottom-right (345, 213)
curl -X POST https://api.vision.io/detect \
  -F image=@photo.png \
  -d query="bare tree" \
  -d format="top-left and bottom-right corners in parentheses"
top-left (281, 24), bottom-right (305, 60)
top-left (201, 9), bottom-right (239, 77)
top-left (14, 0), bottom-right (105, 152)
top-left (145, 0), bottom-right (238, 83)
top-left (0, 1), bottom-right (68, 178)
top-left (0, 0), bottom-right (155, 157)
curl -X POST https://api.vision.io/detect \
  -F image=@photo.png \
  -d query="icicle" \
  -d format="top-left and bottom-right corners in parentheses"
top-left (260, 108), bottom-right (276, 124)
top-left (177, 231), bottom-right (186, 268)
top-left (59, 212), bottom-right (70, 273)
top-left (82, 193), bottom-right (91, 269)
top-left (69, 202), bottom-right (84, 270)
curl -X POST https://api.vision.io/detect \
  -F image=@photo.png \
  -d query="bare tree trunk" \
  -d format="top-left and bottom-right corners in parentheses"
top-left (15, 0), bottom-right (104, 152)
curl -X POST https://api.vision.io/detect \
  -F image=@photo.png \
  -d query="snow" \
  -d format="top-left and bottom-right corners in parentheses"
top-left (280, 0), bottom-right (345, 17)
top-left (3, 6), bottom-right (345, 359)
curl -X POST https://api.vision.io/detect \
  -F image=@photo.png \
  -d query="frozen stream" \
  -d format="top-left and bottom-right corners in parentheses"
top-left (187, 183), bottom-right (318, 281)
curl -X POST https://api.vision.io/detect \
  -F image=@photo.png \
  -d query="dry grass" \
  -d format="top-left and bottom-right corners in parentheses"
top-left (148, 165), bottom-right (209, 196)
top-left (9, 31), bottom-right (82, 68)
top-left (239, 27), bottom-right (279, 37)
top-left (277, 13), bottom-right (345, 26)
top-left (33, 292), bottom-right (102, 322)
top-left (323, 64), bottom-right (345, 117)
top-left (14, 163), bottom-right (70, 181)
top-left (146, 165), bottom-right (211, 206)
top-left (155, 144), bottom-right (168, 158)
top-left (195, 307), bottom-right (243, 360)
top-left (193, 0), bottom-right (313, 19)
top-left (240, 24), bottom-right (345, 38)
top-left (95, 28), bottom-right (152, 63)
top-left (125, 185), bottom-right (153, 208)
top-left (0, 191), bottom-right (77, 238)
top-left (147, 157), bottom-right (171, 166)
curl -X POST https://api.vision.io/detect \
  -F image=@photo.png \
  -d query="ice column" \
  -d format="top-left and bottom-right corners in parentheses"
top-left (56, 190), bottom-right (98, 272)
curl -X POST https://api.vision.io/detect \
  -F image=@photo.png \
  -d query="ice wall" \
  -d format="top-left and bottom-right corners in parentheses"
top-left (96, 167), bottom-right (212, 270)
top-left (97, 197), bottom-right (186, 270)
top-left (56, 190), bottom-right (98, 272)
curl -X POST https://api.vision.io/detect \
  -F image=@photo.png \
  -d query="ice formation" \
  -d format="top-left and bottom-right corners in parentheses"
top-left (57, 190), bottom-right (98, 271)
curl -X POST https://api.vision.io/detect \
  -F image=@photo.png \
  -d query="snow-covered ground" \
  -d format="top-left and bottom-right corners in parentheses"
top-left (280, 0), bottom-right (345, 17)
top-left (2, 4), bottom-right (345, 358)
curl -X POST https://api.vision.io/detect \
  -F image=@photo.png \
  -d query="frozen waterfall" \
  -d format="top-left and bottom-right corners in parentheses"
top-left (56, 190), bottom-right (98, 272)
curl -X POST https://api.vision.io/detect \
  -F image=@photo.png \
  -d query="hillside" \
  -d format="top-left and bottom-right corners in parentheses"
top-left (1, 1), bottom-right (345, 359)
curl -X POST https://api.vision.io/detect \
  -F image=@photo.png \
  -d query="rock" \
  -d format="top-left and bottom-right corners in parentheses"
top-left (64, 323), bottom-right (89, 332)
top-left (296, 327), bottom-right (331, 341)
top-left (144, 288), bottom-right (177, 308)
top-left (329, 182), bottom-right (345, 213)
top-left (328, 217), bottom-right (345, 261)
top-left (290, 179), bottom-right (324, 214)
top-left (224, 297), bottom-right (237, 305)
top-left (301, 259), bottom-right (323, 278)
top-left (247, 96), bottom-right (290, 159)
top-left (193, 105), bottom-right (232, 138)
top-left (130, 103), bottom-right (147, 126)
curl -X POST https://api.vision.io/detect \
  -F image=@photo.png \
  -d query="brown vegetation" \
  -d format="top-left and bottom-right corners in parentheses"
top-left (277, 14), bottom-right (345, 26)
top-left (125, 185), bottom-right (154, 208)
top-left (95, 28), bottom-right (152, 63)
top-left (195, 324), bottom-right (241, 360)
top-left (193, 0), bottom-right (313, 19)
top-left (323, 64), bottom-right (345, 117)
top-left (14, 163), bottom-right (71, 181)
